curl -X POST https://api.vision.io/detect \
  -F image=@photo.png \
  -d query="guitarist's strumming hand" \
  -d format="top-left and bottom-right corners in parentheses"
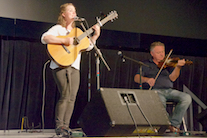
top-left (63, 37), bottom-right (74, 46)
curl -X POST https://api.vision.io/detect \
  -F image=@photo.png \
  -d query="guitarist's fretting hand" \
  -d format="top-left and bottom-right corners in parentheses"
top-left (91, 25), bottom-right (101, 44)
top-left (64, 25), bottom-right (100, 46)
top-left (63, 25), bottom-right (100, 46)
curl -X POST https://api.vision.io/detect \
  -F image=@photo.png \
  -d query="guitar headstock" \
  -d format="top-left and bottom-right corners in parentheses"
top-left (107, 10), bottom-right (118, 22)
top-left (96, 10), bottom-right (118, 27)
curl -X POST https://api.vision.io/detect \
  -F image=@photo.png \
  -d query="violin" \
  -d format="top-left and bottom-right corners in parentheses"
top-left (158, 57), bottom-right (193, 68)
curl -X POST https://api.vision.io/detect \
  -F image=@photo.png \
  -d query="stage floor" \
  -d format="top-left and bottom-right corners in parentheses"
top-left (0, 129), bottom-right (206, 138)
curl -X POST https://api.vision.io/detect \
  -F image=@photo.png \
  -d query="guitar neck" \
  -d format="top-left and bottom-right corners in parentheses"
top-left (78, 28), bottom-right (94, 41)
top-left (77, 21), bottom-right (100, 41)
top-left (77, 20), bottom-right (106, 41)
top-left (77, 11), bottom-right (117, 42)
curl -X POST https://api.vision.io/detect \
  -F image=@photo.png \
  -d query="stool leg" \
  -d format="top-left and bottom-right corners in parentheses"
top-left (182, 117), bottom-right (187, 132)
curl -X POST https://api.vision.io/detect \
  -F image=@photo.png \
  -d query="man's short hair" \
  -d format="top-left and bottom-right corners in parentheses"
top-left (150, 41), bottom-right (165, 52)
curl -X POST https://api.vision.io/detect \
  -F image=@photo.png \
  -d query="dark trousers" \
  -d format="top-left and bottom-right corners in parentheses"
top-left (52, 66), bottom-right (80, 128)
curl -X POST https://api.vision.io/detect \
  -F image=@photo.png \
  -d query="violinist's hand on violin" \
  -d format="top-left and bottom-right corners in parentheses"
top-left (146, 78), bottom-right (156, 87)
top-left (177, 59), bottom-right (186, 67)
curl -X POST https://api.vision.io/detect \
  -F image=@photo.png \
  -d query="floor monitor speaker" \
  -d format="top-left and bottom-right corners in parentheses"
top-left (78, 88), bottom-right (170, 136)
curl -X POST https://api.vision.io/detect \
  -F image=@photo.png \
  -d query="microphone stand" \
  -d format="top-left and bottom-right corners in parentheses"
top-left (120, 52), bottom-right (150, 89)
top-left (95, 53), bottom-right (100, 90)
top-left (79, 19), bottom-right (110, 94)
top-left (79, 21), bottom-right (110, 71)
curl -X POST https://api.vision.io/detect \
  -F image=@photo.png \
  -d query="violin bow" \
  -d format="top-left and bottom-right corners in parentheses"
top-left (149, 49), bottom-right (173, 90)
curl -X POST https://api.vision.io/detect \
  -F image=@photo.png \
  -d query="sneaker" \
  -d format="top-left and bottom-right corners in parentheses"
top-left (169, 125), bottom-right (180, 133)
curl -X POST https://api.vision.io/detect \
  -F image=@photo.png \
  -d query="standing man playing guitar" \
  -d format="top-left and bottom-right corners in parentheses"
top-left (134, 41), bottom-right (192, 133)
top-left (41, 3), bottom-right (100, 136)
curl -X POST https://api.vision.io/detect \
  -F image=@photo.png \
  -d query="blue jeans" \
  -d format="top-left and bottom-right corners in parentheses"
top-left (153, 89), bottom-right (192, 128)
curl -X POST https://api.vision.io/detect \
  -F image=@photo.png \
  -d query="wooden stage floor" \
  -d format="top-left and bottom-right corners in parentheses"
top-left (0, 129), bottom-right (206, 138)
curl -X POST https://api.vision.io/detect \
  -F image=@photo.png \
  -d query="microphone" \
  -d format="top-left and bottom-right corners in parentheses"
top-left (117, 51), bottom-right (122, 56)
top-left (74, 16), bottom-right (85, 21)
top-left (118, 51), bottom-right (125, 62)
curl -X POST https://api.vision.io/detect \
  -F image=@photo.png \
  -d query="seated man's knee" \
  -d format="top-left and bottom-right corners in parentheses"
top-left (183, 93), bottom-right (192, 105)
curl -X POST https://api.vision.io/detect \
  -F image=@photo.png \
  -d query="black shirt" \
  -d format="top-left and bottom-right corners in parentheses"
top-left (137, 59), bottom-right (174, 89)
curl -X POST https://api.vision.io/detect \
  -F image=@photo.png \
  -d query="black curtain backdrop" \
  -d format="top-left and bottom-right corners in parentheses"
top-left (0, 38), bottom-right (51, 129)
top-left (0, 38), bottom-right (207, 131)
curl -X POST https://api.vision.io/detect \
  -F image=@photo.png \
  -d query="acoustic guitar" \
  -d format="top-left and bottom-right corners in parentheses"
top-left (47, 11), bottom-right (118, 67)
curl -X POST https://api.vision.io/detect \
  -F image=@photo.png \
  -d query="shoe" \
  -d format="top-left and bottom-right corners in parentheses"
top-left (63, 126), bottom-right (72, 135)
top-left (55, 126), bottom-right (70, 136)
top-left (169, 125), bottom-right (180, 133)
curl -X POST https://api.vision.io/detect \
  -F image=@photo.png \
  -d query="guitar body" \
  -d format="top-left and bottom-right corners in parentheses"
top-left (47, 28), bottom-right (90, 67)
